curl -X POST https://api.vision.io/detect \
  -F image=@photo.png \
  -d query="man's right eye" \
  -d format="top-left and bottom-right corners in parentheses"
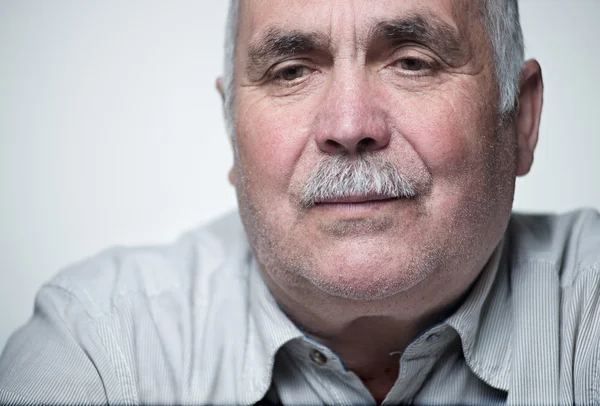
top-left (275, 65), bottom-right (311, 81)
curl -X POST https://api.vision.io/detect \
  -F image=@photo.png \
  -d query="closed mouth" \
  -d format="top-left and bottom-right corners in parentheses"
top-left (315, 195), bottom-right (398, 205)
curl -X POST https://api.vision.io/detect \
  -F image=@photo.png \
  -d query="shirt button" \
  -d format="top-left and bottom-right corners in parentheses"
top-left (426, 333), bottom-right (441, 342)
top-left (309, 349), bottom-right (328, 366)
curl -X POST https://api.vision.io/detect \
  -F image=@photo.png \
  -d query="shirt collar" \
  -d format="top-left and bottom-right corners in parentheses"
top-left (239, 238), bottom-right (512, 403)
top-left (445, 237), bottom-right (512, 392)
top-left (239, 257), bottom-right (303, 405)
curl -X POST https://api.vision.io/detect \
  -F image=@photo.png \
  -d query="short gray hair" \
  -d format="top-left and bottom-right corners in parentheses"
top-left (222, 0), bottom-right (524, 135)
top-left (222, 0), bottom-right (240, 138)
top-left (482, 0), bottom-right (525, 114)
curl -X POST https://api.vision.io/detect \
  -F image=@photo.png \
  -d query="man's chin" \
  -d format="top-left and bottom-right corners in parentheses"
top-left (315, 216), bottom-right (395, 237)
top-left (301, 260), bottom-right (430, 302)
top-left (305, 199), bottom-right (419, 238)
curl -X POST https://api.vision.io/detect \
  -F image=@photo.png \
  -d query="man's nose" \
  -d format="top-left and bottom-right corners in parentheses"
top-left (314, 72), bottom-right (390, 155)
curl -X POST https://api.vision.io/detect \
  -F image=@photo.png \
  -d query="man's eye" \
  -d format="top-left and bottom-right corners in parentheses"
top-left (276, 66), bottom-right (310, 81)
top-left (398, 58), bottom-right (426, 71)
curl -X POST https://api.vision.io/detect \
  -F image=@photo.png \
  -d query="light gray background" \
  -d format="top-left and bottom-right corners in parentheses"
top-left (1, 1), bottom-right (599, 352)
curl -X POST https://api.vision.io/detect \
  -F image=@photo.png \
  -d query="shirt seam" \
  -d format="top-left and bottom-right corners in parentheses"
top-left (43, 284), bottom-right (139, 406)
top-left (48, 247), bottom-right (186, 315)
top-left (44, 280), bottom-right (185, 320)
top-left (564, 262), bottom-right (600, 289)
top-left (511, 258), bottom-right (559, 269)
top-left (510, 260), bottom-right (600, 289)
top-left (570, 209), bottom-right (589, 283)
top-left (43, 284), bottom-right (108, 405)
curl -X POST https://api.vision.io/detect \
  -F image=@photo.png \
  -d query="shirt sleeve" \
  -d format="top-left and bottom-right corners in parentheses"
top-left (0, 285), bottom-right (110, 406)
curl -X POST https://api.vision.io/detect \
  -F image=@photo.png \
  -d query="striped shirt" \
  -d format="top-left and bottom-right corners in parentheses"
top-left (1, 209), bottom-right (600, 405)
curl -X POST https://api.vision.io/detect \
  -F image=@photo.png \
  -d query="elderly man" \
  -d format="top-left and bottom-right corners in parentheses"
top-left (1, 0), bottom-right (599, 405)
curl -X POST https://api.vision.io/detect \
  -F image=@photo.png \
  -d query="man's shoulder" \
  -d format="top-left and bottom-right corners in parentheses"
top-left (0, 211), bottom-right (254, 405)
top-left (45, 210), bottom-right (249, 319)
top-left (508, 208), bottom-right (600, 283)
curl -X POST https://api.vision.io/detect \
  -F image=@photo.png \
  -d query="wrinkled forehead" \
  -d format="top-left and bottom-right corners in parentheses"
top-left (238, 0), bottom-right (486, 53)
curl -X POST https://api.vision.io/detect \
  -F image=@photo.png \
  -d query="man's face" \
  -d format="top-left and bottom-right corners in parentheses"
top-left (230, 0), bottom-right (518, 300)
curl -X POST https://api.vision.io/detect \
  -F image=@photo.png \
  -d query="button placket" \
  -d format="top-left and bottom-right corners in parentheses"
top-left (387, 350), bottom-right (440, 403)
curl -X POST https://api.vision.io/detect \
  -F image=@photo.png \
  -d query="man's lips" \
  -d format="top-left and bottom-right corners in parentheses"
top-left (314, 195), bottom-right (398, 204)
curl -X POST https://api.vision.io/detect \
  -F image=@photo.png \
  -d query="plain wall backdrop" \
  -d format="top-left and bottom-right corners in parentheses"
top-left (1, 0), bottom-right (599, 352)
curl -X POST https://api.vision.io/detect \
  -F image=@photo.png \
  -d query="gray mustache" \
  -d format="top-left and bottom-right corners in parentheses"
top-left (299, 153), bottom-right (417, 208)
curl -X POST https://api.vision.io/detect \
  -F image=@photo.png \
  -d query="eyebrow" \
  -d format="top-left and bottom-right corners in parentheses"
top-left (244, 13), bottom-right (469, 79)
top-left (246, 28), bottom-right (330, 78)
top-left (367, 14), bottom-right (469, 65)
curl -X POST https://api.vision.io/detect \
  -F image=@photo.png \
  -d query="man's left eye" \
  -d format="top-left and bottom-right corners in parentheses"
top-left (398, 58), bottom-right (426, 71)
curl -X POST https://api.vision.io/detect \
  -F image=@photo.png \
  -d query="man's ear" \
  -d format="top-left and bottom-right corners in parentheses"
top-left (228, 165), bottom-right (238, 187)
top-left (217, 77), bottom-right (238, 187)
top-left (515, 59), bottom-right (544, 177)
top-left (216, 77), bottom-right (225, 103)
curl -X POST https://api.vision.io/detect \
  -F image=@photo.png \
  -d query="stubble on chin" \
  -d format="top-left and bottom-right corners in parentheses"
top-left (315, 216), bottom-right (395, 237)
top-left (234, 171), bottom-right (314, 287)
top-left (235, 171), bottom-right (440, 303)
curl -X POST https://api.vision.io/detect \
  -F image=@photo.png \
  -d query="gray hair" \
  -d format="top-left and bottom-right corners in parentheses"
top-left (222, 0), bottom-right (240, 138)
top-left (299, 153), bottom-right (416, 208)
top-left (222, 0), bottom-right (524, 136)
top-left (482, 0), bottom-right (525, 115)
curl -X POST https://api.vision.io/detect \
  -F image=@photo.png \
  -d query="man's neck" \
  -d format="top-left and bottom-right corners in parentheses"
top-left (260, 264), bottom-right (482, 402)
top-left (304, 315), bottom-right (439, 403)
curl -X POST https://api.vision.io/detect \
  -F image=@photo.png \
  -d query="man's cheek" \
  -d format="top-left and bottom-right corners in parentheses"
top-left (402, 125), bottom-right (471, 174)
top-left (237, 109), bottom-right (308, 190)
top-left (399, 103), bottom-right (486, 173)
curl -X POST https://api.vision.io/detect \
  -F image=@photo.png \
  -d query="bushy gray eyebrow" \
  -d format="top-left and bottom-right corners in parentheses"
top-left (246, 28), bottom-right (330, 78)
top-left (366, 14), bottom-right (469, 65)
top-left (244, 13), bottom-right (469, 78)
